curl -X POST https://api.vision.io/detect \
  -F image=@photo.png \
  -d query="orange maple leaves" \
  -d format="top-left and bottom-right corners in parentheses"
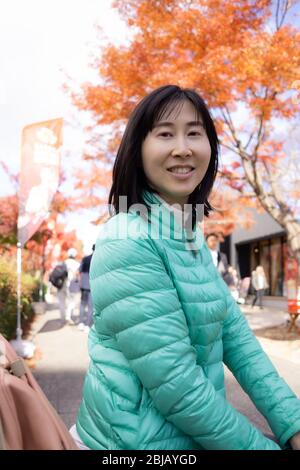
top-left (67, 0), bottom-right (300, 234)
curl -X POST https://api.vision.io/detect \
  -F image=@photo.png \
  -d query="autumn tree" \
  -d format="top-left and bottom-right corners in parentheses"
top-left (0, 191), bottom-right (82, 275)
top-left (0, 194), bottom-right (18, 246)
top-left (69, 0), bottom-right (300, 265)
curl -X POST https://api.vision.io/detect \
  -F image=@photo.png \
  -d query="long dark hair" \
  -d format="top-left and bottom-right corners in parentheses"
top-left (108, 84), bottom-right (219, 228)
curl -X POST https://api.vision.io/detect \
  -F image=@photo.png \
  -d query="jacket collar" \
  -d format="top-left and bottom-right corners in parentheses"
top-left (136, 189), bottom-right (204, 253)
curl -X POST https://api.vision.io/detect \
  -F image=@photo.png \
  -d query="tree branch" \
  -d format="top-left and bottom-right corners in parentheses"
top-left (275, 0), bottom-right (291, 31)
top-left (252, 113), bottom-right (264, 160)
top-left (262, 159), bottom-right (293, 217)
top-left (220, 107), bottom-right (249, 159)
top-left (244, 132), bottom-right (255, 150)
top-left (220, 141), bottom-right (245, 157)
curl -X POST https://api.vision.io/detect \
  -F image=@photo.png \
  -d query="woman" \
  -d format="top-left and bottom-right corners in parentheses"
top-left (251, 265), bottom-right (268, 309)
top-left (227, 266), bottom-right (240, 302)
top-left (72, 85), bottom-right (300, 450)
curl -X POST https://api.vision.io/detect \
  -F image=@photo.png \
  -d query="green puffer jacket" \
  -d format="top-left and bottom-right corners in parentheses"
top-left (76, 190), bottom-right (300, 450)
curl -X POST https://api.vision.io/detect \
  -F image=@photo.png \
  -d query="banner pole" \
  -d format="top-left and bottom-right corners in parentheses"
top-left (39, 238), bottom-right (46, 302)
top-left (10, 242), bottom-right (35, 358)
top-left (16, 241), bottom-right (22, 342)
top-left (13, 118), bottom-right (63, 357)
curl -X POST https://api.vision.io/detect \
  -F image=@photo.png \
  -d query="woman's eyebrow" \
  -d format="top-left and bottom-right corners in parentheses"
top-left (153, 120), bottom-right (204, 128)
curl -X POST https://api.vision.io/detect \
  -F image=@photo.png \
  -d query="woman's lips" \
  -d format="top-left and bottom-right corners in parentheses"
top-left (167, 168), bottom-right (195, 179)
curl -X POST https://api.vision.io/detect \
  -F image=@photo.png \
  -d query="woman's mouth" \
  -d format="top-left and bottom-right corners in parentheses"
top-left (166, 166), bottom-right (195, 179)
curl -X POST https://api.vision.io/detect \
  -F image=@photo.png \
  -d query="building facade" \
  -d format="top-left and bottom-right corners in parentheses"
top-left (223, 208), bottom-right (288, 298)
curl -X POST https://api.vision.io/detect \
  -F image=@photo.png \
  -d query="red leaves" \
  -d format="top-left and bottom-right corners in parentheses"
top-left (0, 195), bottom-right (18, 237)
top-left (231, 162), bottom-right (242, 170)
top-left (0, 193), bottom-right (82, 272)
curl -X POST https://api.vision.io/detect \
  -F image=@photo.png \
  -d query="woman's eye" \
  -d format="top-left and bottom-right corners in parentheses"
top-left (157, 131), bottom-right (202, 137)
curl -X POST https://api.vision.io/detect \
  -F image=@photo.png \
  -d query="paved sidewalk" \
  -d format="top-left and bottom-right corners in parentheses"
top-left (27, 305), bottom-right (89, 429)
top-left (27, 302), bottom-right (300, 441)
top-left (241, 304), bottom-right (290, 330)
top-left (241, 304), bottom-right (300, 365)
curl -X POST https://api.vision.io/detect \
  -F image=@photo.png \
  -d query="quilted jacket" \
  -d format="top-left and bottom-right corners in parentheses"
top-left (76, 190), bottom-right (300, 450)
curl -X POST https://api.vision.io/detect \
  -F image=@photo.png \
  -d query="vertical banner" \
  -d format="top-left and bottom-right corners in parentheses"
top-left (17, 118), bottom-right (63, 247)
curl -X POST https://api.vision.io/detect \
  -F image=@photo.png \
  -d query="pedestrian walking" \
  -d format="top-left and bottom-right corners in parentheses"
top-left (251, 265), bottom-right (268, 309)
top-left (77, 245), bottom-right (95, 332)
top-left (237, 276), bottom-right (251, 305)
top-left (57, 248), bottom-right (80, 326)
top-left (70, 85), bottom-right (300, 451)
top-left (227, 266), bottom-right (240, 302)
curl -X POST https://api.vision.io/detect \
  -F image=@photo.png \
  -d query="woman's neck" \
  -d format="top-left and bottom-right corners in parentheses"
top-left (155, 193), bottom-right (184, 212)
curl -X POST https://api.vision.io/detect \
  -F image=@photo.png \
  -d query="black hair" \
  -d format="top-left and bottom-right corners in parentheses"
top-left (206, 233), bottom-right (220, 241)
top-left (108, 84), bottom-right (219, 229)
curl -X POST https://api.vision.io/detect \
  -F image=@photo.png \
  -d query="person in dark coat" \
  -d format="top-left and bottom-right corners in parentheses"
top-left (206, 233), bottom-right (233, 286)
top-left (77, 245), bottom-right (95, 331)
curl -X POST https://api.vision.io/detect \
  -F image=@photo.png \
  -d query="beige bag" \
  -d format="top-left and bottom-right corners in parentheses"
top-left (0, 333), bottom-right (78, 450)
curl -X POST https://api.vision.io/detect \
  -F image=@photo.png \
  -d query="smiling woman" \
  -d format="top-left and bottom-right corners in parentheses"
top-left (73, 85), bottom-right (300, 451)
top-left (141, 100), bottom-right (212, 208)
top-left (108, 85), bottom-right (219, 227)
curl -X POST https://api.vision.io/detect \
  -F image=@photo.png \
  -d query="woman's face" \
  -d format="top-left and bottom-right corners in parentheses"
top-left (141, 100), bottom-right (211, 208)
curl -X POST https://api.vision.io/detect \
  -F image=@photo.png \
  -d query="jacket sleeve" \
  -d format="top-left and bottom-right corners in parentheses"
top-left (90, 234), bottom-right (280, 450)
top-left (222, 293), bottom-right (300, 448)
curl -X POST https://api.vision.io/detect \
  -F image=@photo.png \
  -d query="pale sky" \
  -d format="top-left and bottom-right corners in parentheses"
top-left (0, 0), bottom-right (129, 252)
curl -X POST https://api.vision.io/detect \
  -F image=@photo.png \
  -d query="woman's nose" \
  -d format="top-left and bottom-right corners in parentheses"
top-left (171, 137), bottom-right (192, 157)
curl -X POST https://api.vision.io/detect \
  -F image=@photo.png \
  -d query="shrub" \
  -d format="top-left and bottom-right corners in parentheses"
top-left (0, 255), bottom-right (39, 340)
